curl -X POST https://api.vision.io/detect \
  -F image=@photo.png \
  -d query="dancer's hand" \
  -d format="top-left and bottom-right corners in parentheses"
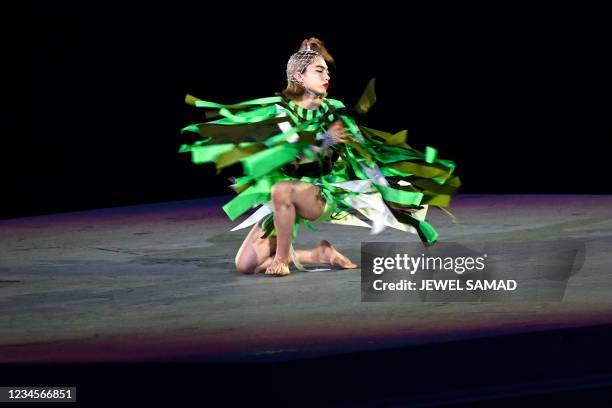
top-left (327, 120), bottom-right (349, 143)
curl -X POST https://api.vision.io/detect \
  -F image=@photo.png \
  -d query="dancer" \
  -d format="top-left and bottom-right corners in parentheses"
top-left (180, 38), bottom-right (460, 276)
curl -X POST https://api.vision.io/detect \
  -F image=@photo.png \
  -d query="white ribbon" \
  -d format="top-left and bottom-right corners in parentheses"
top-left (230, 202), bottom-right (273, 231)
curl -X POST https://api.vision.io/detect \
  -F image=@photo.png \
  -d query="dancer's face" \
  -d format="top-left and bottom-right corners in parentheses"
top-left (296, 56), bottom-right (330, 96)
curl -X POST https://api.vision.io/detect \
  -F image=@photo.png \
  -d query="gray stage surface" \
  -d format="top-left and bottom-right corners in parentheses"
top-left (1, 195), bottom-right (611, 363)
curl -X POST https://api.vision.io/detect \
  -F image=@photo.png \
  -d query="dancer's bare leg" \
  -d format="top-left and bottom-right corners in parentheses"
top-left (263, 181), bottom-right (324, 276)
top-left (234, 222), bottom-right (276, 274)
top-left (250, 240), bottom-right (358, 274)
top-left (294, 240), bottom-right (358, 269)
top-left (267, 181), bottom-right (357, 276)
top-left (234, 181), bottom-right (357, 275)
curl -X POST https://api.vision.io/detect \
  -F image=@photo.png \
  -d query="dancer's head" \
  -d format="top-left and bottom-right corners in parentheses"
top-left (283, 37), bottom-right (335, 100)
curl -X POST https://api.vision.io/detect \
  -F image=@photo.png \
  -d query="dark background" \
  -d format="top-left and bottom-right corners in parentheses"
top-left (14, 4), bottom-right (610, 219)
top-left (9, 5), bottom-right (612, 404)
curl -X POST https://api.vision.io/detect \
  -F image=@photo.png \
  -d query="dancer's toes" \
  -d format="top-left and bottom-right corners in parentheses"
top-left (265, 259), bottom-right (291, 277)
top-left (334, 254), bottom-right (358, 269)
top-left (318, 240), bottom-right (358, 269)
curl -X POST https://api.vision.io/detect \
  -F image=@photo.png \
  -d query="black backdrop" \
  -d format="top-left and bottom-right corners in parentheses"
top-left (9, 4), bottom-right (612, 404)
top-left (16, 4), bottom-right (610, 219)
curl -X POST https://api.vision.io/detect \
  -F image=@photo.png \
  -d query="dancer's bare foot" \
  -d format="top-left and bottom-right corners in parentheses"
top-left (317, 240), bottom-right (358, 269)
top-left (265, 258), bottom-right (291, 277)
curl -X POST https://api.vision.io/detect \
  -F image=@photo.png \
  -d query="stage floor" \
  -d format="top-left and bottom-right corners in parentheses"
top-left (1, 195), bottom-right (612, 363)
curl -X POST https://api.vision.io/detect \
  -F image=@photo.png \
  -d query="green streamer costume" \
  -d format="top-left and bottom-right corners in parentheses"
top-left (179, 79), bottom-right (460, 246)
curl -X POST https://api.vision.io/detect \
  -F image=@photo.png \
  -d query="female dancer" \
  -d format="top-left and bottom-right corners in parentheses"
top-left (180, 38), bottom-right (460, 276)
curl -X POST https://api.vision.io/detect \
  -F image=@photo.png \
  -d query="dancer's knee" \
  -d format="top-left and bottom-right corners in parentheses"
top-left (271, 182), bottom-right (293, 204)
top-left (234, 256), bottom-right (255, 274)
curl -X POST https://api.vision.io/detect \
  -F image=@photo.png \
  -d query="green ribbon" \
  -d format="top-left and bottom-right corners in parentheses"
top-left (242, 143), bottom-right (303, 179)
top-left (191, 96), bottom-right (283, 109)
top-left (222, 177), bottom-right (273, 221)
top-left (425, 146), bottom-right (438, 164)
top-left (180, 86), bottom-right (460, 245)
top-left (374, 184), bottom-right (424, 206)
